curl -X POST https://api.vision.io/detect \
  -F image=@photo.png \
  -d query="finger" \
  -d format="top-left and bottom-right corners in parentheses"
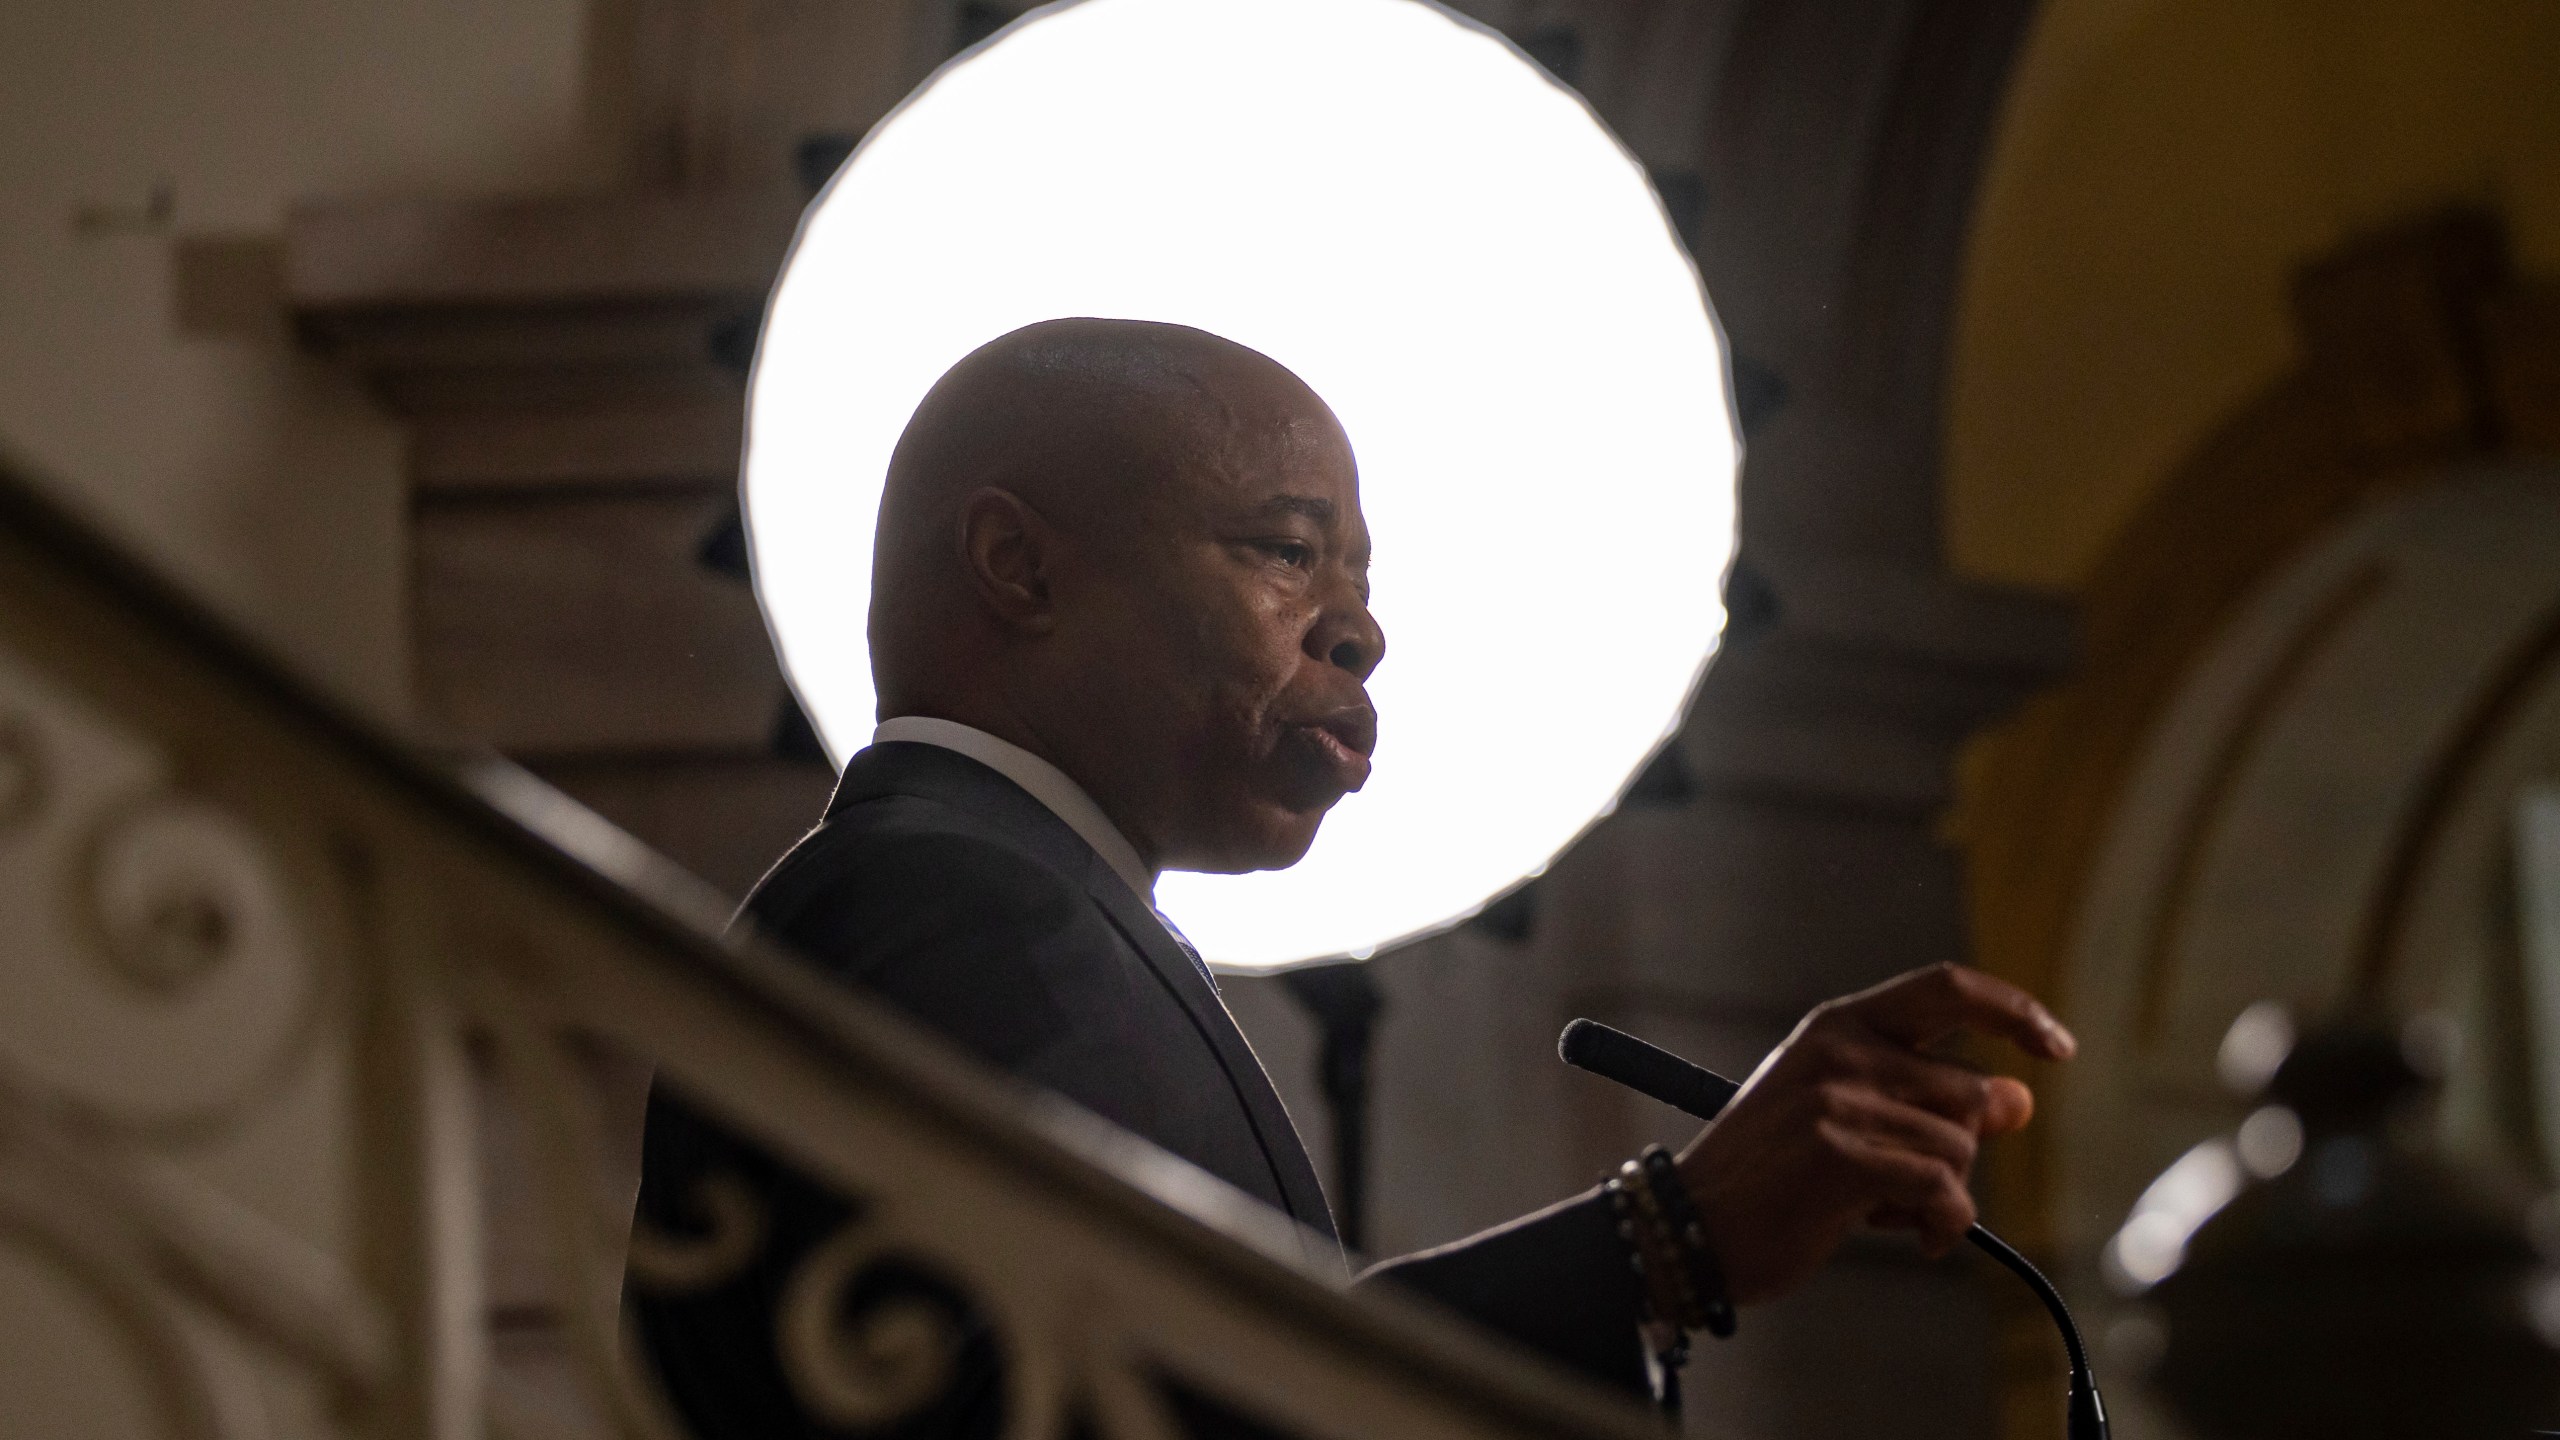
top-left (1868, 1203), bottom-right (1925, 1233)
top-left (1833, 1133), bottom-right (1977, 1252)
top-left (1982, 1076), bottom-right (2034, 1135)
top-left (1854, 1051), bottom-right (2037, 1138)
top-left (1866, 1198), bottom-right (1975, 1257)
top-left (1838, 964), bottom-right (2076, 1061)
top-left (1914, 1189), bottom-right (1976, 1256)
top-left (1842, 1047), bottom-right (1997, 1130)
top-left (1821, 1087), bottom-right (1979, 1174)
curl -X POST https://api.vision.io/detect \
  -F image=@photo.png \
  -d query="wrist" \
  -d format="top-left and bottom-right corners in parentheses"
top-left (1641, 1145), bottom-right (1736, 1337)
top-left (1604, 1145), bottom-right (1736, 1341)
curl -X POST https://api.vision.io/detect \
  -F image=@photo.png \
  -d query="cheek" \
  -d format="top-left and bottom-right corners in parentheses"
top-left (1170, 585), bottom-right (1311, 733)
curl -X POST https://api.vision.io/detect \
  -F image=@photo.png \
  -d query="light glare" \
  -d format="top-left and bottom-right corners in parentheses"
top-left (745, 0), bottom-right (1738, 969)
top-left (2105, 1138), bottom-right (2244, 1292)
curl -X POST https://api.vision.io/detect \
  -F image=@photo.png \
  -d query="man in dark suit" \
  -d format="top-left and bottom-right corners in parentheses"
top-left (633, 318), bottom-right (2076, 1428)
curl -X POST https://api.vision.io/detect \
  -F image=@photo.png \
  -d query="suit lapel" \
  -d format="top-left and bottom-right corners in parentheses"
top-left (827, 743), bottom-right (1338, 1242)
top-left (1078, 875), bottom-right (1337, 1240)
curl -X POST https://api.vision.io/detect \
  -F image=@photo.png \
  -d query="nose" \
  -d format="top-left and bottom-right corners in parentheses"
top-left (1308, 584), bottom-right (1385, 682)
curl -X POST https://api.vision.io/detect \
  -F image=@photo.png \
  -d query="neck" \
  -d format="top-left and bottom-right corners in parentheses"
top-left (883, 695), bottom-right (1166, 873)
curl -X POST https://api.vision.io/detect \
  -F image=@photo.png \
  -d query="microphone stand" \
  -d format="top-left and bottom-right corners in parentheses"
top-left (1560, 1019), bottom-right (2109, 1440)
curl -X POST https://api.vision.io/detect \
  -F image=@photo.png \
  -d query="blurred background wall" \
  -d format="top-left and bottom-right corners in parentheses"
top-left (1949, 0), bottom-right (2560, 585)
top-left (0, 0), bottom-right (610, 717)
top-left (3, 4), bottom-right (2555, 1440)
top-left (1947, 4), bottom-right (2560, 1435)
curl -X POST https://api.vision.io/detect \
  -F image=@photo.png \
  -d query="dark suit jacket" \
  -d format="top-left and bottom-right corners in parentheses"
top-left (632, 743), bottom-right (1646, 1434)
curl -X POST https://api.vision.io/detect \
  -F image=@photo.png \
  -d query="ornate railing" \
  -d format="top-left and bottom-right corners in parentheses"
top-left (0, 459), bottom-right (1651, 1440)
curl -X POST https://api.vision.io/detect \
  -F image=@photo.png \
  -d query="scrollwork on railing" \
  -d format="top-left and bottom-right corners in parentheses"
top-left (775, 1227), bottom-right (979, 1431)
top-left (0, 642), bottom-right (386, 1440)
top-left (0, 1164), bottom-right (236, 1440)
top-left (626, 1173), bottom-right (766, 1295)
top-left (0, 1067), bottom-right (395, 1434)
top-left (84, 797), bottom-right (259, 996)
top-left (0, 658), bottom-right (341, 1159)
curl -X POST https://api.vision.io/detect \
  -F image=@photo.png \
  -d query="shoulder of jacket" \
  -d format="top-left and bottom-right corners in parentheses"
top-left (752, 793), bottom-right (1090, 919)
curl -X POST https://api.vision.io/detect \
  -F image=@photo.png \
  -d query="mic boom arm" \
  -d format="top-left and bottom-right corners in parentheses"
top-left (1558, 1018), bottom-right (2108, 1440)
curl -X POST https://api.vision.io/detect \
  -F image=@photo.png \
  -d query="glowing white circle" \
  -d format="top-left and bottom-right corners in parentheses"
top-left (746, 0), bottom-right (1738, 970)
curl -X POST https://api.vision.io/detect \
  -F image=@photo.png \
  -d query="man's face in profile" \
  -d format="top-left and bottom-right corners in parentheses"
top-left (1071, 395), bottom-right (1383, 876)
top-left (876, 319), bottom-right (1387, 879)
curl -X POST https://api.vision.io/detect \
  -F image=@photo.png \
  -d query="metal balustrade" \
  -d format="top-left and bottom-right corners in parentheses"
top-left (0, 458), bottom-right (1651, 1440)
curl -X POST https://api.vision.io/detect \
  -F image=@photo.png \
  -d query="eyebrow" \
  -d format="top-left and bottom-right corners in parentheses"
top-left (1256, 494), bottom-right (1336, 523)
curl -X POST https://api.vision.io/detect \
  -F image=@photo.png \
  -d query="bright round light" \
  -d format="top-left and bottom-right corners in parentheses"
top-left (746, 0), bottom-right (1737, 970)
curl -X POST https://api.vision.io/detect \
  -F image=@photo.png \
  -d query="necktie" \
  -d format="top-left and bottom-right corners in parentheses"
top-left (1153, 909), bottom-right (1220, 994)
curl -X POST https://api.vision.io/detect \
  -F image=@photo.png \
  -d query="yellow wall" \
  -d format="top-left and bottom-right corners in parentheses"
top-left (1946, 0), bottom-right (2560, 592)
top-left (0, 0), bottom-right (604, 716)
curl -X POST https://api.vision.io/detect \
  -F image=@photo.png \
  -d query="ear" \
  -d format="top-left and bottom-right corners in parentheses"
top-left (956, 486), bottom-right (1059, 634)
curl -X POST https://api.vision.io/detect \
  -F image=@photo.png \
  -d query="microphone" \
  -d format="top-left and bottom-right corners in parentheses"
top-left (1559, 1019), bottom-right (2108, 1440)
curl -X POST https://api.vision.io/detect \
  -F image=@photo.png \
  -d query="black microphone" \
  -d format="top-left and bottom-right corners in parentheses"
top-left (1559, 1019), bottom-right (2108, 1440)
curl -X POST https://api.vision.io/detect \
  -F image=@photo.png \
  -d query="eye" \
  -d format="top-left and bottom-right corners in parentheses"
top-left (1258, 539), bottom-right (1315, 569)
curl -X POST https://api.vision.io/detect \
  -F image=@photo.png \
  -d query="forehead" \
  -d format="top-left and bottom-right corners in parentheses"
top-left (1166, 379), bottom-right (1362, 514)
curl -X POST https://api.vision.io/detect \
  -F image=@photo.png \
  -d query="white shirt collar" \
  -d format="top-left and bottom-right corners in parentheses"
top-left (871, 716), bottom-right (1157, 902)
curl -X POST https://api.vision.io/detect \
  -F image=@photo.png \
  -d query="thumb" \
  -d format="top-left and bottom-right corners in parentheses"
top-left (1981, 1076), bottom-right (2035, 1135)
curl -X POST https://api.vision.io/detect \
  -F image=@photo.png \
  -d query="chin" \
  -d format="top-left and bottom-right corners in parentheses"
top-left (1188, 807), bottom-right (1329, 874)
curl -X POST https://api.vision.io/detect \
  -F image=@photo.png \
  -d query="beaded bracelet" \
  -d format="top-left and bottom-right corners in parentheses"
top-left (1606, 1163), bottom-right (1699, 1336)
top-left (1640, 1144), bottom-right (1736, 1338)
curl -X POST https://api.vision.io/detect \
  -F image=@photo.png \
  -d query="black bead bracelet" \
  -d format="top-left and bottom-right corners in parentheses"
top-left (1640, 1144), bottom-right (1736, 1338)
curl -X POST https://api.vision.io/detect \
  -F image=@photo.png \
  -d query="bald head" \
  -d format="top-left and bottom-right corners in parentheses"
top-left (864, 317), bottom-right (1384, 874)
top-left (872, 319), bottom-right (1325, 687)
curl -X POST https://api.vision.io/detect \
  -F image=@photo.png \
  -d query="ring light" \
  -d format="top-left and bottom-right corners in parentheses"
top-left (745, 0), bottom-right (1739, 969)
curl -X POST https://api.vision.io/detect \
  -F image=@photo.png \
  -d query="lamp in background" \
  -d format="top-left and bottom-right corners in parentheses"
top-left (2108, 1005), bottom-right (2560, 1439)
top-left (741, 0), bottom-right (1739, 970)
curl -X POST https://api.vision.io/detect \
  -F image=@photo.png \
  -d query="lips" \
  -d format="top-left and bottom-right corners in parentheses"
top-left (1311, 706), bottom-right (1376, 759)
top-left (1283, 705), bottom-right (1376, 792)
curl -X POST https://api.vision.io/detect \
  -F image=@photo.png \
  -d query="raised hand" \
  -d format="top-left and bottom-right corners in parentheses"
top-left (1675, 963), bottom-right (2076, 1305)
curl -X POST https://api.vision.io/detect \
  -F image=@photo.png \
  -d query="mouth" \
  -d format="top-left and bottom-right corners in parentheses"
top-left (1282, 706), bottom-right (1376, 791)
